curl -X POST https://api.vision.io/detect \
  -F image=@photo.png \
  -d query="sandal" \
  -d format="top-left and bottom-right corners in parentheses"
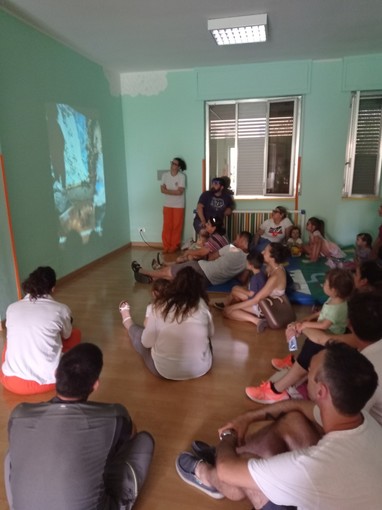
top-left (131, 260), bottom-right (142, 273)
top-left (119, 300), bottom-right (130, 313)
top-left (151, 259), bottom-right (161, 270)
top-left (118, 300), bottom-right (132, 324)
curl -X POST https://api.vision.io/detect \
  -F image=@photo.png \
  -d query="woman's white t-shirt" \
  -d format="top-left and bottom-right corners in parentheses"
top-left (141, 299), bottom-right (214, 380)
top-left (161, 171), bottom-right (186, 208)
top-left (260, 217), bottom-right (292, 243)
top-left (2, 295), bottom-right (72, 384)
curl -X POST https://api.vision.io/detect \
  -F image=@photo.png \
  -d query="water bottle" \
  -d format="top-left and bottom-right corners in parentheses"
top-left (288, 335), bottom-right (298, 352)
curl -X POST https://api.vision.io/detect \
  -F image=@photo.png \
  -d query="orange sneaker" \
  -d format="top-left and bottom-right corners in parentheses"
top-left (271, 353), bottom-right (294, 371)
top-left (245, 381), bottom-right (289, 404)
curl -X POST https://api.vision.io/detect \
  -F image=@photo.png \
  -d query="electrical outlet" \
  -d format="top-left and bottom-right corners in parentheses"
top-left (139, 227), bottom-right (146, 233)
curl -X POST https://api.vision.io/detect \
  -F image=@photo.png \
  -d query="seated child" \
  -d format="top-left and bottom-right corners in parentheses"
top-left (355, 232), bottom-right (373, 264)
top-left (175, 230), bottom-right (210, 263)
top-left (303, 216), bottom-right (345, 266)
top-left (245, 267), bottom-right (354, 404)
top-left (213, 252), bottom-right (266, 310)
top-left (343, 232), bottom-right (373, 270)
top-left (287, 225), bottom-right (303, 257)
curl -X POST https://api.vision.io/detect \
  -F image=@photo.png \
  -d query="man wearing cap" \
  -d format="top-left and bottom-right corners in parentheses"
top-left (193, 178), bottom-right (235, 234)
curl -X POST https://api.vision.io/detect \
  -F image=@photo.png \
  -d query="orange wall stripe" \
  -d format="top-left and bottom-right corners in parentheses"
top-left (0, 153), bottom-right (22, 299)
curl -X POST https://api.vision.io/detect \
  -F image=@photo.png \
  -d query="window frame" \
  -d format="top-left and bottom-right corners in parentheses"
top-left (343, 91), bottom-right (382, 198)
top-left (205, 96), bottom-right (302, 199)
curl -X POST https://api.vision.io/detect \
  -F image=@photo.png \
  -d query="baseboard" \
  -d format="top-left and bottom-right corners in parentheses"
top-left (131, 242), bottom-right (162, 248)
top-left (58, 243), bottom-right (131, 284)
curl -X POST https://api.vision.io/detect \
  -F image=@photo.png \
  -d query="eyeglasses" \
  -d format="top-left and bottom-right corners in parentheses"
top-left (171, 160), bottom-right (179, 166)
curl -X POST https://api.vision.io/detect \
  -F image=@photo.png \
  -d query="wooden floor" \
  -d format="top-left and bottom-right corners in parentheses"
top-left (0, 246), bottom-right (309, 510)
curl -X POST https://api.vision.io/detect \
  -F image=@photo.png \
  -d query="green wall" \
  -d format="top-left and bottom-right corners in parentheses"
top-left (123, 58), bottom-right (382, 246)
top-left (1, 6), bottom-right (382, 305)
top-left (0, 10), bottom-right (129, 288)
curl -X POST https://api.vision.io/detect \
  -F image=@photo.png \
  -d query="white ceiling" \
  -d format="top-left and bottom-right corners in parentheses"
top-left (2, 0), bottom-right (382, 74)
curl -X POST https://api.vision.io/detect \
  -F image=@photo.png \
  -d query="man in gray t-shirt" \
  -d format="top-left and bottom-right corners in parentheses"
top-left (132, 231), bottom-right (252, 287)
top-left (5, 343), bottom-right (154, 510)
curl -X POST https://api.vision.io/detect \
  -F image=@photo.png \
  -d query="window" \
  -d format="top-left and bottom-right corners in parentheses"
top-left (206, 97), bottom-right (301, 198)
top-left (343, 92), bottom-right (382, 197)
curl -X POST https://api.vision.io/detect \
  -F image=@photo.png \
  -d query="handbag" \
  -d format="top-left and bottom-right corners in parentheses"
top-left (258, 295), bottom-right (296, 329)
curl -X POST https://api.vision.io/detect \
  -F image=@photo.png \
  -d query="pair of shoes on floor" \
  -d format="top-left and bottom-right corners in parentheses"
top-left (271, 353), bottom-right (294, 371)
top-left (175, 451), bottom-right (223, 499)
top-left (245, 381), bottom-right (289, 404)
top-left (213, 302), bottom-right (225, 310)
top-left (131, 260), bottom-right (153, 284)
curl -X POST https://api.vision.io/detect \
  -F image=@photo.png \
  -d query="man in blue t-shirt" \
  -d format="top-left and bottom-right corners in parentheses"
top-left (193, 178), bottom-right (235, 234)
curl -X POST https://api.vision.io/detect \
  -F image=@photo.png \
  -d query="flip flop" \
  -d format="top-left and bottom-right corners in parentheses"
top-left (151, 259), bottom-right (161, 270)
top-left (131, 261), bottom-right (142, 273)
top-left (119, 300), bottom-right (130, 312)
top-left (134, 272), bottom-right (153, 284)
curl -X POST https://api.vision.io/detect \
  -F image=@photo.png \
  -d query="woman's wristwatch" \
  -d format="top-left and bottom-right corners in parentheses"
top-left (219, 428), bottom-right (238, 441)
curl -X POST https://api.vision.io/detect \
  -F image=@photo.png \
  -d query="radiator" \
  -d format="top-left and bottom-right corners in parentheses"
top-left (224, 209), bottom-right (306, 241)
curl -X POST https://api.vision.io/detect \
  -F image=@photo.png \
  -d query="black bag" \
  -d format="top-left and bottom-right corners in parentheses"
top-left (259, 295), bottom-right (296, 329)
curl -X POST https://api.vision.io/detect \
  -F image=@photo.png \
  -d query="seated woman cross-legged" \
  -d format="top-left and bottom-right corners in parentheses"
top-left (222, 243), bottom-right (290, 333)
top-left (119, 267), bottom-right (214, 380)
top-left (0, 266), bottom-right (81, 395)
top-left (251, 206), bottom-right (293, 254)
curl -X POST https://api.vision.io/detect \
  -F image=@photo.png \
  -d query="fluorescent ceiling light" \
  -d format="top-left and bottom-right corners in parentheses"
top-left (208, 14), bottom-right (267, 46)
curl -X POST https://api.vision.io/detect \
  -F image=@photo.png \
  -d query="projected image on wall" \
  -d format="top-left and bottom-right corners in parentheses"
top-left (46, 103), bottom-right (106, 245)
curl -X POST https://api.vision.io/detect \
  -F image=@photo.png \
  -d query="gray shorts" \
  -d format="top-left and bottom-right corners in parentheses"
top-left (170, 261), bottom-right (211, 287)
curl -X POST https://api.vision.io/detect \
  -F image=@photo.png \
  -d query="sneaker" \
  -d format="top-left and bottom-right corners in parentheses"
top-left (245, 381), bottom-right (289, 404)
top-left (175, 452), bottom-right (224, 499)
top-left (271, 354), bottom-right (294, 371)
top-left (213, 302), bottom-right (225, 310)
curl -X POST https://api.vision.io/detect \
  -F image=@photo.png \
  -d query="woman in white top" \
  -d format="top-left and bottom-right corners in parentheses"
top-left (0, 266), bottom-right (81, 395)
top-left (161, 157), bottom-right (187, 253)
top-left (252, 206), bottom-right (293, 253)
top-left (119, 267), bottom-right (214, 380)
top-left (223, 243), bottom-right (290, 332)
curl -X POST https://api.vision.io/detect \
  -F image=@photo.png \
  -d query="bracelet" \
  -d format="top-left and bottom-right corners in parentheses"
top-left (219, 428), bottom-right (237, 441)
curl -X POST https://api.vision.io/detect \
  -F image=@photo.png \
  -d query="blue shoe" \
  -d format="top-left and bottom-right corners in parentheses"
top-left (175, 452), bottom-right (224, 499)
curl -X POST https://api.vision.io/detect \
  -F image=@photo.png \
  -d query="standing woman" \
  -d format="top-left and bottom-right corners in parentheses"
top-left (161, 157), bottom-right (187, 253)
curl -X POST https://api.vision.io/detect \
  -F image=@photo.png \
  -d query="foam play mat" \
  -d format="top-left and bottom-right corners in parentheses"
top-left (286, 246), bottom-right (354, 305)
top-left (208, 246), bottom-right (355, 306)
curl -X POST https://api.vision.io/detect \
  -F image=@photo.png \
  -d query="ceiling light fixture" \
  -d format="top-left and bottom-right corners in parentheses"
top-left (208, 14), bottom-right (267, 46)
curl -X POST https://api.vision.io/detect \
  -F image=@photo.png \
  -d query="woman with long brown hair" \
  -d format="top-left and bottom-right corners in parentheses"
top-left (119, 267), bottom-right (214, 380)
